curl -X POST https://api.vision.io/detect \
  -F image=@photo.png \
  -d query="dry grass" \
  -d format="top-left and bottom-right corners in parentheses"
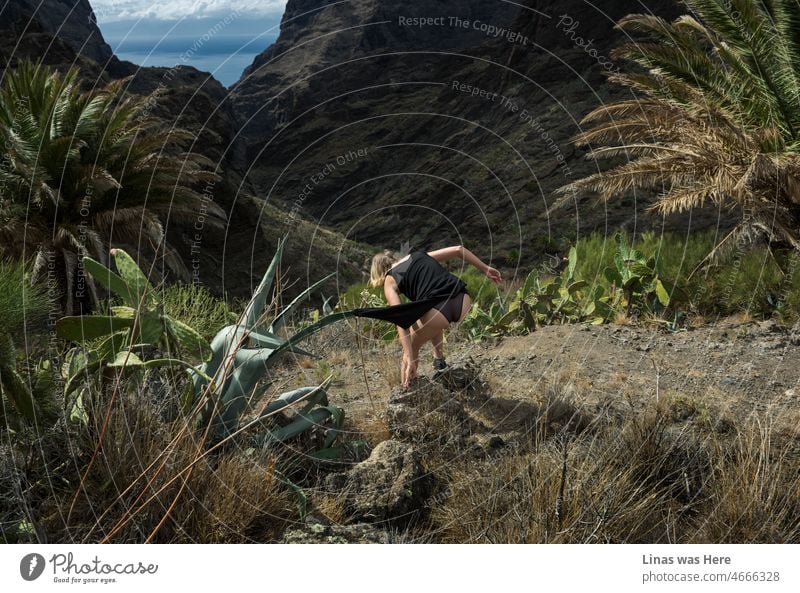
top-left (609, 371), bottom-right (628, 389)
top-left (312, 494), bottom-right (349, 524)
top-left (12, 311), bottom-right (798, 544)
top-left (37, 383), bottom-right (298, 543)
top-left (349, 413), bottom-right (392, 445)
top-left (429, 399), bottom-right (800, 543)
top-left (328, 349), bottom-right (353, 366)
top-left (775, 410), bottom-right (800, 440)
top-left (691, 418), bottom-right (800, 543)
top-left (297, 357), bottom-right (316, 369)
top-left (613, 312), bottom-right (634, 325)
top-left (686, 314), bottom-right (709, 328)
top-left (373, 348), bottom-right (402, 389)
top-left (718, 312), bottom-right (754, 326)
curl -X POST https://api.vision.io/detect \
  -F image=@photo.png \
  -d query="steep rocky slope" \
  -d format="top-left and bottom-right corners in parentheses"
top-left (0, 0), bottom-right (372, 299)
top-left (228, 0), bottom-right (705, 275)
top-left (0, 0), bottom-right (739, 297)
top-left (0, 0), bottom-right (113, 65)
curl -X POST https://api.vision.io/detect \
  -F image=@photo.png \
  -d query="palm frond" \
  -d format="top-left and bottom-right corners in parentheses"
top-left (0, 59), bottom-right (222, 312)
top-left (558, 0), bottom-right (800, 254)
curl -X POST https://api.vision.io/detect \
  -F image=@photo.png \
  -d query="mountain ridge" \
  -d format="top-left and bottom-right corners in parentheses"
top-left (226, 0), bottom-right (711, 276)
top-left (1, 0), bottom-right (728, 297)
top-left (0, 0), bottom-right (373, 300)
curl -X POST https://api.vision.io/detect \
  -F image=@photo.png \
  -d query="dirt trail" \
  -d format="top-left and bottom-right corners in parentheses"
top-left (269, 317), bottom-right (800, 543)
top-left (283, 318), bottom-right (800, 437)
top-left (453, 319), bottom-right (800, 418)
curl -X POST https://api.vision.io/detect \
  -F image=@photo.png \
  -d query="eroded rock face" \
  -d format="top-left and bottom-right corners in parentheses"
top-left (324, 439), bottom-right (433, 524)
top-left (0, 0), bottom-right (113, 65)
top-left (231, 0), bottom-right (520, 139)
top-left (227, 0), bottom-right (697, 262)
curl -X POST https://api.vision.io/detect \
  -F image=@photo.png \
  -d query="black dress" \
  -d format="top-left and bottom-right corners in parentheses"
top-left (351, 250), bottom-right (469, 329)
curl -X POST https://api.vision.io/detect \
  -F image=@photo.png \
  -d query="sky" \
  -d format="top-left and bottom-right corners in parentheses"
top-left (92, 0), bottom-right (287, 23)
top-left (93, 1), bottom-right (287, 87)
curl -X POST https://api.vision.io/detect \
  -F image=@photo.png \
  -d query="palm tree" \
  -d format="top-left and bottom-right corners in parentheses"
top-left (558, 0), bottom-right (800, 257)
top-left (0, 60), bottom-right (225, 313)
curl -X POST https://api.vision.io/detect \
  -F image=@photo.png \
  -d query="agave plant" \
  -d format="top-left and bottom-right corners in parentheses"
top-left (558, 0), bottom-right (800, 256)
top-left (0, 59), bottom-right (224, 313)
top-left (57, 239), bottom-right (356, 454)
top-left (189, 235), bottom-right (357, 440)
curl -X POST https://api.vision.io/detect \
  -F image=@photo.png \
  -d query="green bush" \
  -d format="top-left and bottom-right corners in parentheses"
top-left (0, 259), bottom-right (49, 334)
top-left (160, 283), bottom-right (237, 341)
top-left (333, 282), bottom-right (397, 342)
top-left (574, 231), bottom-right (800, 322)
top-left (0, 261), bottom-right (56, 432)
top-left (691, 245), bottom-right (795, 320)
top-left (574, 231), bottom-right (712, 295)
top-left (454, 266), bottom-right (501, 310)
top-left (341, 233), bottom-right (800, 339)
top-left (338, 282), bottom-right (387, 308)
top-left (574, 233), bottom-right (616, 286)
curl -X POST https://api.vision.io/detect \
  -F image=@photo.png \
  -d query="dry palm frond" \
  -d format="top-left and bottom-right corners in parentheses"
top-left (557, 0), bottom-right (800, 254)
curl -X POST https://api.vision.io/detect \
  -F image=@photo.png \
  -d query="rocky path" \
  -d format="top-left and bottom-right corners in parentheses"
top-left (448, 319), bottom-right (799, 421)
top-left (272, 317), bottom-right (800, 542)
top-left (289, 318), bottom-right (799, 432)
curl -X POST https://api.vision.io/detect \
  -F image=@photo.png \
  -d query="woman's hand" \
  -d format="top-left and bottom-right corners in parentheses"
top-left (401, 352), bottom-right (418, 389)
top-left (485, 266), bottom-right (502, 284)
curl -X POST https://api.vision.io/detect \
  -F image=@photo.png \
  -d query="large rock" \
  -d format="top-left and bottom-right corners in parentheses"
top-left (431, 360), bottom-right (488, 400)
top-left (325, 439), bottom-right (432, 524)
top-left (281, 521), bottom-right (392, 543)
top-left (388, 377), bottom-right (486, 453)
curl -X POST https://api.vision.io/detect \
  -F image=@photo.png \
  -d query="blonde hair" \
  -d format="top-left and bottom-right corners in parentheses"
top-left (369, 249), bottom-right (397, 288)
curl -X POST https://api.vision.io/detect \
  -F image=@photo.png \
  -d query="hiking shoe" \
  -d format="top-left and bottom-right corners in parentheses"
top-left (433, 357), bottom-right (447, 371)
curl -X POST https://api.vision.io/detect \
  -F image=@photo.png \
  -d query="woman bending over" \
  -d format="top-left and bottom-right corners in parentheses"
top-left (368, 246), bottom-right (501, 388)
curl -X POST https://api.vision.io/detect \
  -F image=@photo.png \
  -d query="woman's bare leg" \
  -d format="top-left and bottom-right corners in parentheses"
top-left (434, 294), bottom-right (469, 361)
top-left (403, 319), bottom-right (423, 386)
top-left (457, 292), bottom-right (472, 323)
top-left (406, 308), bottom-right (449, 383)
top-left (432, 329), bottom-right (444, 359)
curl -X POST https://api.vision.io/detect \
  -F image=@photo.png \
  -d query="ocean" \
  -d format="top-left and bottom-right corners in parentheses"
top-left (99, 18), bottom-right (281, 88)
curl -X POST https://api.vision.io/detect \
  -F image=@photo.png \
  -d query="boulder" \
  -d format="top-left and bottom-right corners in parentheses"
top-left (432, 360), bottom-right (489, 401)
top-left (325, 440), bottom-right (432, 524)
top-left (387, 377), bottom-right (484, 448)
top-left (281, 521), bottom-right (392, 544)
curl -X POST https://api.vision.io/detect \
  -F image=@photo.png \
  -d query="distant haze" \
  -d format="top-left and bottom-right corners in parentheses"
top-left (99, 17), bottom-right (281, 87)
top-left (92, 1), bottom-right (286, 22)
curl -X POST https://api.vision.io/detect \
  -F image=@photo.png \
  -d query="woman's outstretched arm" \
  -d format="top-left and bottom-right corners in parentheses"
top-left (428, 245), bottom-right (502, 284)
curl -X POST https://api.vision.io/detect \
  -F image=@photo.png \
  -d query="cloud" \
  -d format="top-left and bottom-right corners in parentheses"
top-left (92, 1), bottom-right (287, 22)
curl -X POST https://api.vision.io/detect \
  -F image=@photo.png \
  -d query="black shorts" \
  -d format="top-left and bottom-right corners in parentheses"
top-left (433, 291), bottom-right (467, 323)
